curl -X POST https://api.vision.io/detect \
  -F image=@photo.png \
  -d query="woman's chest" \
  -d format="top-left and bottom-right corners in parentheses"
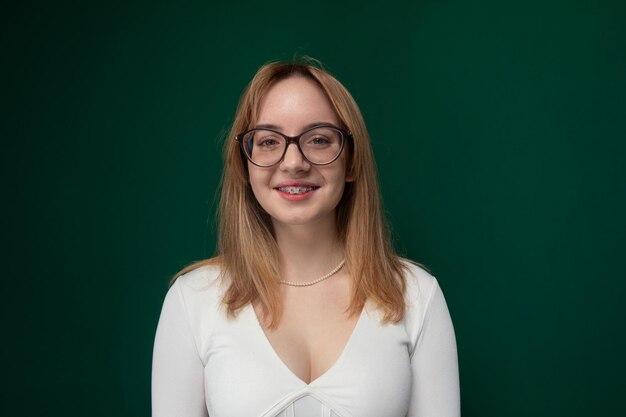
top-left (253, 296), bottom-right (361, 385)
top-left (203, 305), bottom-right (413, 417)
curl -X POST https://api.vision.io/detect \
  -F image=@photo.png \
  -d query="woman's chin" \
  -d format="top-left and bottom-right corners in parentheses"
top-left (270, 211), bottom-right (336, 229)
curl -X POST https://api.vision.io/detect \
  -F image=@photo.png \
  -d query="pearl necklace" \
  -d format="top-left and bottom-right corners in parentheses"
top-left (279, 259), bottom-right (346, 287)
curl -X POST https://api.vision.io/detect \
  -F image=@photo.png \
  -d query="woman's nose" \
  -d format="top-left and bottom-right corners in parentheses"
top-left (280, 143), bottom-right (310, 172)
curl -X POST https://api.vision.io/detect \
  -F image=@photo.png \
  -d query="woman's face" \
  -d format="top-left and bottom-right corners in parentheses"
top-left (247, 76), bottom-right (349, 229)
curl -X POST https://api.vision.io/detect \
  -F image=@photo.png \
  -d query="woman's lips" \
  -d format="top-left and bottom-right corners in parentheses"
top-left (277, 185), bottom-right (315, 194)
top-left (274, 183), bottom-right (319, 201)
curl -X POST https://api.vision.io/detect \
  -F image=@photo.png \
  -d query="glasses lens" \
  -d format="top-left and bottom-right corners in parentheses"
top-left (300, 127), bottom-right (343, 164)
top-left (243, 130), bottom-right (287, 166)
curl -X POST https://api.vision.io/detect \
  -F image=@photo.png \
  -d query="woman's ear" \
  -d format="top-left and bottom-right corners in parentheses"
top-left (345, 164), bottom-right (354, 182)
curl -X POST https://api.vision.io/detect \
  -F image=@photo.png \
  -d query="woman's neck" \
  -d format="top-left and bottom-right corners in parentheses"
top-left (273, 219), bottom-right (344, 284)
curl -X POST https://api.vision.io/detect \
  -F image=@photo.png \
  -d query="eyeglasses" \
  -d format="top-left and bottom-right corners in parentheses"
top-left (235, 125), bottom-right (351, 167)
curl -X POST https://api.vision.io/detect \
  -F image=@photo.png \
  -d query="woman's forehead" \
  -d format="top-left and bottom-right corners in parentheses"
top-left (254, 77), bottom-right (339, 131)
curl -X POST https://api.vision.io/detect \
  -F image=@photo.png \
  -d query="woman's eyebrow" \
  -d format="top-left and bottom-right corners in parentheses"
top-left (254, 123), bottom-right (281, 130)
top-left (254, 122), bottom-right (338, 131)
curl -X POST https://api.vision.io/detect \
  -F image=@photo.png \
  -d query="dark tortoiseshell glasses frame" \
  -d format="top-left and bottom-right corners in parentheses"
top-left (235, 124), bottom-right (352, 167)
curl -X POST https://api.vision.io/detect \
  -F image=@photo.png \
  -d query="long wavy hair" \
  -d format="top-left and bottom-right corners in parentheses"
top-left (175, 58), bottom-right (409, 328)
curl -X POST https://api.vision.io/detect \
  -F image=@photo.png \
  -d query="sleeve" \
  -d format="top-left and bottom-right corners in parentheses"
top-left (151, 280), bottom-right (209, 417)
top-left (407, 279), bottom-right (460, 417)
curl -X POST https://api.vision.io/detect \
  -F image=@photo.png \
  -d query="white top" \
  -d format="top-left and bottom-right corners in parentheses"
top-left (152, 262), bottom-right (460, 417)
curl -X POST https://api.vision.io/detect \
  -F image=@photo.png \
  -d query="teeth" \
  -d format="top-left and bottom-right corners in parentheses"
top-left (278, 186), bottom-right (314, 195)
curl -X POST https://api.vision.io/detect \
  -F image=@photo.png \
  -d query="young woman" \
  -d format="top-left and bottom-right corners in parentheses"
top-left (152, 59), bottom-right (460, 417)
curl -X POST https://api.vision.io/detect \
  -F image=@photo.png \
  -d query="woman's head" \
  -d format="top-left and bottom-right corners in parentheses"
top-left (241, 75), bottom-right (350, 230)
top-left (223, 59), bottom-right (379, 239)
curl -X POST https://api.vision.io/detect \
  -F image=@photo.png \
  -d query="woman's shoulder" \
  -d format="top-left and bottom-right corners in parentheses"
top-left (398, 259), bottom-right (450, 355)
top-left (171, 262), bottom-right (226, 314)
top-left (174, 262), bottom-right (223, 291)
top-left (400, 258), bottom-right (439, 305)
top-left (162, 262), bottom-right (225, 366)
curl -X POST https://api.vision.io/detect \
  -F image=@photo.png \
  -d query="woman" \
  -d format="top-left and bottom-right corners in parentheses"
top-left (152, 59), bottom-right (460, 417)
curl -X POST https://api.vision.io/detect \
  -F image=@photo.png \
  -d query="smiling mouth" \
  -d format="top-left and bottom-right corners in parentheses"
top-left (276, 186), bottom-right (319, 195)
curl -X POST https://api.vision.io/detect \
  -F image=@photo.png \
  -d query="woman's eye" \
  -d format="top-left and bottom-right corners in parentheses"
top-left (256, 137), bottom-right (279, 147)
top-left (310, 136), bottom-right (330, 145)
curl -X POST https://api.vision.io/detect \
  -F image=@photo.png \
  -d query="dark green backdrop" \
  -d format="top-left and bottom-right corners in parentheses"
top-left (4, 1), bottom-right (625, 416)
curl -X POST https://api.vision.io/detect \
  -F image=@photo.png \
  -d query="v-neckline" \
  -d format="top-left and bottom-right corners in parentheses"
top-left (247, 303), bottom-right (367, 386)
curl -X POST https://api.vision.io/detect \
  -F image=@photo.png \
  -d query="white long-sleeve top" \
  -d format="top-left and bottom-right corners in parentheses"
top-left (152, 262), bottom-right (460, 417)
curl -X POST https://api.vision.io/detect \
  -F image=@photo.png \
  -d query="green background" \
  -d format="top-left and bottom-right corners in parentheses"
top-left (4, 0), bottom-right (625, 416)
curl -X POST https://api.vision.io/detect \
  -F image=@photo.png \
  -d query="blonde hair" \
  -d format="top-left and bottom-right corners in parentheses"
top-left (175, 58), bottom-right (409, 328)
